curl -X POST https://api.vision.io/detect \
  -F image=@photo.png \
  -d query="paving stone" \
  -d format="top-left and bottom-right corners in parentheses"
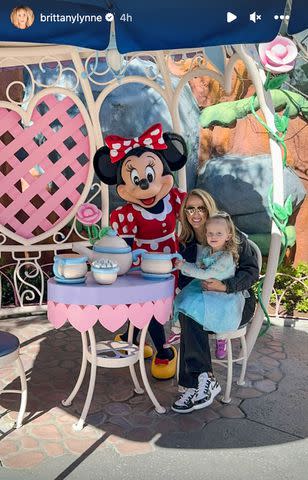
top-left (154, 418), bottom-right (182, 435)
top-left (20, 436), bottom-right (39, 449)
top-left (115, 439), bottom-right (154, 456)
top-left (269, 351), bottom-right (287, 360)
top-left (253, 379), bottom-right (277, 393)
top-left (108, 415), bottom-right (132, 431)
top-left (176, 414), bottom-right (204, 432)
top-left (105, 434), bottom-right (124, 445)
top-left (194, 407), bottom-right (221, 423)
top-left (246, 372), bottom-right (265, 381)
top-left (125, 427), bottom-right (155, 442)
top-left (31, 424), bottom-right (62, 441)
top-left (264, 368), bottom-right (284, 382)
top-left (102, 423), bottom-right (128, 438)
top-left (259, 356), bottom-right (280, 368)
top-left (109, 388), bottom-right (134, 402)
top-left (59, 359), bottom-right (77, 369)
top-left (61, 423), bottom-right (102, 439)
top-left (218, 405), bottom-right (245, 419)
top-left (30, 412), bottom-right (55, 424)
top-left (235, 387), bottom-right (264, 399)
top-left (43, 442), bottom-right (65, 457)
top-left (104, 402), bottom-right (132, 416)
top-left (0, 438), bottom-right (19, 457)
top-left (257, 347), bottom-right (276, 355)
top-left (64, 437), bottom-right (98, 455)
top-left (127, 414), bottom-right (154, 427)
top-left (2, 451), bottom-right (45, 469)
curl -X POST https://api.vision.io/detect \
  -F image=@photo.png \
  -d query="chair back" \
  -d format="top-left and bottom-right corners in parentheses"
top-left (247, 239), bottom-right (262, 274)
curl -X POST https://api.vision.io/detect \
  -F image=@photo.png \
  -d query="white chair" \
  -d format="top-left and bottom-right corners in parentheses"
top-left (212, 239), bottom-right (262, 403)
top-left (0, 331), bottom-right (27, 428)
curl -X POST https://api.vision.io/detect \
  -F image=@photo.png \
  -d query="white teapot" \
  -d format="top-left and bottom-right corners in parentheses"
top-left (73, 228), bottom-right (144, 275)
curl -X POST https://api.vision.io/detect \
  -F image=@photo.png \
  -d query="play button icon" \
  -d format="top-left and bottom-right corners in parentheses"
top-left (227, 12), bottom-right (237, 23)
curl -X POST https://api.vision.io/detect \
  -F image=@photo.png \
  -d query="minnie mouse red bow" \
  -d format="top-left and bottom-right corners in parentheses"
top-left (104, 123), bottom-right (167, 163)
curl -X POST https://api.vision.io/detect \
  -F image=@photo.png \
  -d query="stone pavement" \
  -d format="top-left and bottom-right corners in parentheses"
top-left (0, 314), bottom-right (308, 480)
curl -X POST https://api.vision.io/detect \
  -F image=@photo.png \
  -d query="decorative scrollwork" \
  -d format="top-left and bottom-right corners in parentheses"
top-left (0, 233), bottom-right (6, 245)
top-left (36, 56), bottom-right (80, 91)
top-left (13, 256), bottom-right (44, 306)
top-left (82, 51), bottom-right (162, 85)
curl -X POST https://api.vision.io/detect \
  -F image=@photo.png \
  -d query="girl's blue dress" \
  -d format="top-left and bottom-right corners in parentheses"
top-left (173, 247), bottom-right (245, 333)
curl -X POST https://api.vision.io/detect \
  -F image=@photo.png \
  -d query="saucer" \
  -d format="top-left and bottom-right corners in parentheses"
top-left (54, 276), bottom-right (86, 284)
top-left (141, 272), bottom-right (172, 280)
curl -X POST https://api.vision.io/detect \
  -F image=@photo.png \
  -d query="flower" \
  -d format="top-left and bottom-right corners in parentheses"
top-left (76, 203), bottom-right (102, 226)
top-left (258, 36), bottom-right (297, 73)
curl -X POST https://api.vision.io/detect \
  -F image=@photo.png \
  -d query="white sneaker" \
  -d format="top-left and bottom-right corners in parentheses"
top-left (171, 388), bottom-right (196, 413)
top-left (193, 373), bottom-right (221, 410)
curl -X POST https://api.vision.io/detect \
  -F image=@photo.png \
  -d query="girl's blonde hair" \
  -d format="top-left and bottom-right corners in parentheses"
top-left (11, 6), bottom-right (35, 28)
top-left (179, 189), bottom-right (217, 245)
top-left (206, 212), bottom-right (240, 263)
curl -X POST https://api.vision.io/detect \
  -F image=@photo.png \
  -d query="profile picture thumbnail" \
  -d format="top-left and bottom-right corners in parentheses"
top-left (10, 5), bottom-right (35, 30)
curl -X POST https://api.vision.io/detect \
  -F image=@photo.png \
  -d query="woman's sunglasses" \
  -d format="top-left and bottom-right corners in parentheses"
top-left (184, 206), bottom-right (207, 216)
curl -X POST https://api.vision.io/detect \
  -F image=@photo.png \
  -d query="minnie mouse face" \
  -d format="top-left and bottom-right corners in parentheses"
top-left (93, 123), bottom-right (188, 208)
top-left (118, 151), bottom-right (174, 207)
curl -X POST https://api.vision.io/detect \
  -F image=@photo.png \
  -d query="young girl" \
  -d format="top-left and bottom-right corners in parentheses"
top-left (173, 212), bottom-right (246, 333)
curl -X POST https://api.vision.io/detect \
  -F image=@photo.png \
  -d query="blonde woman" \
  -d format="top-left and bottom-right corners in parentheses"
top-left (11, 5), bottom-right (34, 29)
top-left (170, 189), bottom-right (259, 414)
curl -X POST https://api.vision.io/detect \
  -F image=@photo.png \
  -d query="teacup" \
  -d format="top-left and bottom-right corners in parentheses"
top-left (53, 254), bottom-right (88, 280)
top-left (133, 251), bottom-right (183, 275)
top-left (91, 258), bottom-right (119, 285)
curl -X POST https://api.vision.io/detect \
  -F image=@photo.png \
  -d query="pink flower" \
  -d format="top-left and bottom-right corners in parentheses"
top-left (258, 36), bottom-right (297, 73)
top-left (76, 203), bottom-right (102, 226)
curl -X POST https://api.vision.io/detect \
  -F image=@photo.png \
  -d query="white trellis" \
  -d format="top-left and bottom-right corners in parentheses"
top-left (0, 42), bottom-right (285, 356)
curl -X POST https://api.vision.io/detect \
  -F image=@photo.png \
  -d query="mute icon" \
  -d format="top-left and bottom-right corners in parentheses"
top-left (250, 11), bottom-right (262, 22)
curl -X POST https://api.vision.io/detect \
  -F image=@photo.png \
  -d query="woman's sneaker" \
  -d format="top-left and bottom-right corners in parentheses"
top-left (164, 332), bottom-right (181, 348)
top-left (215, 339), bottom-right (227, 359)
top-left (171, 388), bottom-right (196, 413)
top-left (193, 373), bottom-right (221, 410)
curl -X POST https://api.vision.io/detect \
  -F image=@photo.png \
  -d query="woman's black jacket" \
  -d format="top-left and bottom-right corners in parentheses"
top-left (178, 232), bottom-right (259, 326)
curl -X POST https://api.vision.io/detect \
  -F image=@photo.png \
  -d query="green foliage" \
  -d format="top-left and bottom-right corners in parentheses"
top-left (199, 89), bottom-right (308, 128)
top-left (274, 106), bottom-right (290, 134)
top-left (253, 262), bottom-right (308, 315)
top-left (264, 73), bottom-right (288, 91)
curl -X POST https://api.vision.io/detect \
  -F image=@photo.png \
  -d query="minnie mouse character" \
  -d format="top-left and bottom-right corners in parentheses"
top-left (94, 123), bottom-right (187, 379)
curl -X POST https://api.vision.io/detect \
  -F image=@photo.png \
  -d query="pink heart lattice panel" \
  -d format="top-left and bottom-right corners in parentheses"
top-left (0, 94), bottom-right (91, 241)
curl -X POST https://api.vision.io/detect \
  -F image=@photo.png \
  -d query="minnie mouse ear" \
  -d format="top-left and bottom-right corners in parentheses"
top-left (161, 133), bottom-right (188, 171)
top-left (93, 146), bottom-right (118, 185)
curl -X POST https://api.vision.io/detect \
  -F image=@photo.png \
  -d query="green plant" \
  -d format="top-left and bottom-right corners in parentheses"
top-left (253, 262), bottom-right (308, 316)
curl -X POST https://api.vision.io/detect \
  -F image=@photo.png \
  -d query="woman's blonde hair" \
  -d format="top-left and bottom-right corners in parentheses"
top-left (206, 212), bottom-right (240, 263)
top-left (11, 6), bottom-right (35, 28)
top-left (179, 189), bottom-right (217, 245)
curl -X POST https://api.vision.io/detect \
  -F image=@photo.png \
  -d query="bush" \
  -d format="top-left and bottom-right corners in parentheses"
top-left (254, 262), bottom-right (308, 316)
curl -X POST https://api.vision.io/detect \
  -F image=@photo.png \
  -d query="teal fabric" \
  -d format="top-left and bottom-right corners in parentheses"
top-left (174, 249), bottom-right (245, 333)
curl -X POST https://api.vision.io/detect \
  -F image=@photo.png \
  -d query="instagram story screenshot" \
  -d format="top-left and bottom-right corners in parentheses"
top-left (0, 1), bottom-right (307, 480)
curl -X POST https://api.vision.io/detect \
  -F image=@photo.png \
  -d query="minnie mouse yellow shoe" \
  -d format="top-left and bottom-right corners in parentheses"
top-left (114, 334), bottom-right (153, 359)
top-left (151, 346), bottom-right (177, 380)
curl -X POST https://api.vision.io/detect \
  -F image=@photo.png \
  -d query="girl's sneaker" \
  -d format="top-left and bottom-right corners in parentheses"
top-left (215, 339), bottom-right (227, 359)
top-left (164, 332), bottom-right (181, 348)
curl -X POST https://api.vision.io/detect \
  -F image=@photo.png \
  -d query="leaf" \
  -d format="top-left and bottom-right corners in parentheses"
top-left (272, 203), bottom-right (288, 222)
top-left (274, 113), bottom-right (285, 133)
top-left (265, 74), bottom-right (288, 91)
top-left (284, 195), bottom-right (293, 216)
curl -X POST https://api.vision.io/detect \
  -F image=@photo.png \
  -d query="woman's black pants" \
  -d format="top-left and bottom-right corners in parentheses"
top-left (178, 312), bottom-right (213, 389)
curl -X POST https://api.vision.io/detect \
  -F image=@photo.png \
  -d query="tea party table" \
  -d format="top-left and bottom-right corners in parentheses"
top-left (47, 272), bottom-right (174, 430)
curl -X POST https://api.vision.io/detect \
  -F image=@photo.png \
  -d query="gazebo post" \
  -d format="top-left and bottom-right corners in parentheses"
top-left (234, 44), bottom-right (285, 357)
